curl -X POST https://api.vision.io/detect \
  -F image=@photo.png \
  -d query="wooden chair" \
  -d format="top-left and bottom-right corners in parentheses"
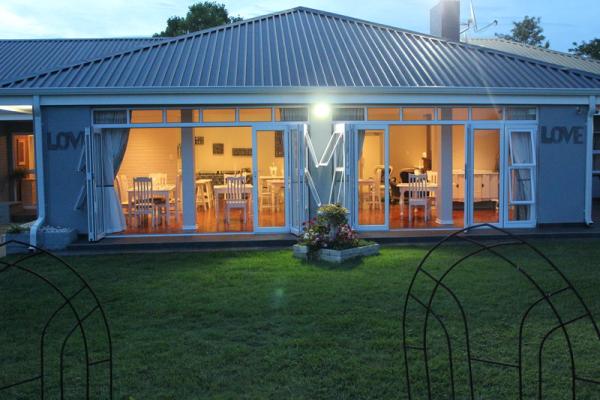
top-left (130, 177), bottom-right (155, 227)
top-left (149, 173), bottom-right (167, 187)
top-left (408, 173), bottom-right (430, 224)
top-left (195, 179), bottom-right (214, 211)
top-left (224, 176), bottom-right (248, 224)
top-left (115, 174), bottom-right (129, 217)
top-left (426, 171), bottom-right (438, 205)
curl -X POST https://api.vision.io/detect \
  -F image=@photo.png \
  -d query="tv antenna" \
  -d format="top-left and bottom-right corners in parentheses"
top-left (461, 0), bottom-right (497, 36)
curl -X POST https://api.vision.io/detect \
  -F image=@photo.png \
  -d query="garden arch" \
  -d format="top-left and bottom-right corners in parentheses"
top-left (402, 224), bottom-right (600, 399)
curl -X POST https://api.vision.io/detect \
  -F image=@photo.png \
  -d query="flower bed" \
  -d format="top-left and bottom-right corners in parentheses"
top-left (294, 204), bottom-right (379, 263)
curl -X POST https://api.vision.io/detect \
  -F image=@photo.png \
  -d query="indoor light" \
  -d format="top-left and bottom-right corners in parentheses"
top-left (312, 103), bottom-right (331, 119)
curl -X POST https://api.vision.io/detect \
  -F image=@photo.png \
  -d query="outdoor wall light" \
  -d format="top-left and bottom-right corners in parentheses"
top-left (312, 103), bottom-right (331, 119)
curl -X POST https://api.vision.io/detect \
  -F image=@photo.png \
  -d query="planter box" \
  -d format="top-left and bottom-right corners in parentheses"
top-left (293, 243), bottom-right (380, 263)
top-left (1, 232), bottom-right (31, 255)
top-left (40, 229), bottom-right (77, 251)
top-left (319, 243), bottom-right (380, 263)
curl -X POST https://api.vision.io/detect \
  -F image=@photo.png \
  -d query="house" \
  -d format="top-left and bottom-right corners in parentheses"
top-left (467, 37), bottom-right (600, 203)
top-left (0, 5), bottom-right (599, 244)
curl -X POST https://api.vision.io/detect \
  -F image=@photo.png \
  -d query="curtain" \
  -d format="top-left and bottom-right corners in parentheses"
top-left (279, 107), bottom-right (308, 121)
top-left (333, 107), bottom-right (365, 121)
top-left (510, 132), bottom-right (533, 221)
top-left (101, 128), bottom-right (129, 233)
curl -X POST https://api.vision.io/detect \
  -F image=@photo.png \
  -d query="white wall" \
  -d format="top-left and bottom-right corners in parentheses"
top-left (194, 127), bottom-right (253, 173)
top-left (118, 128), bottom-right (181, 186)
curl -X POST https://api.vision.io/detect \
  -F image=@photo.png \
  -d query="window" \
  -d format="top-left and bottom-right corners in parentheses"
top-left (436, 107), bottom-right (468, 121)
top-left (203, 109), bottom-right (236, 122)
top-left (239, 108), bottom-right (272, 122)
top-left (93, 109), bottom-right (127, 124)
top-left (166, 109), bottom-right (199, 123)
top-left (367, 107), bottom-right (400, 121)
top-left (130, 109), bottom-right (163, 123)
top-left (472, 107), bottom-right (503, 120)
top-left (275, 107), bottom-right (308, 121)
top-left (403, 107), bottom-right (434, 121)
top-left (507, 129), bottom-right (536, 222)
top-left (506, 107), bottom-right (537, 120)
top-left (332, 107), bottom-right (365, 121)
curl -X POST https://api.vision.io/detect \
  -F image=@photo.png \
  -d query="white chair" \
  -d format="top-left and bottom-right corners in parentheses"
top-left (224, 176), bottom-right (248, 224)
top-left (259, 176), bottom-right (273, 211)
top-left (426, 171), bottom-right (438, 204)
top-left (408, 173), bottom-right (430, 224)
top-left (170, 174), bottom-right (182, 221)
top-left (130, 177), bottom-right (156, 227)
top-left (196, 178), bottom-right (214, 211)
top-left (149, 173), bottom-right (167, 187)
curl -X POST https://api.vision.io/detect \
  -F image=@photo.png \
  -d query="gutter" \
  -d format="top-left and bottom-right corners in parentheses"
top-left (29, 95), bottom-right (45, 247)
top-left (585, 95), bottom-right (597, 226)
top-left (0, 85), bottom-right (600, 97)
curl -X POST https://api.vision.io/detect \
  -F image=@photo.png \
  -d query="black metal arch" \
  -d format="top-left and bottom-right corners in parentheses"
top-left (402, 224), bottom-right (600, 399)
top-left (0, 239), bottom-right (113, 399)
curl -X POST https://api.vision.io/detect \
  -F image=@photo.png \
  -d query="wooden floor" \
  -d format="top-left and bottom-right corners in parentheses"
top-left (358, 202), bottom-right (499, 229)
top-left (123, 202), bottom-right (285, 234)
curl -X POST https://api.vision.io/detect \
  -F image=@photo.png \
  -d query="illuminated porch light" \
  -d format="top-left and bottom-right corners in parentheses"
top-left (312, 103), bottom-right (331, 119)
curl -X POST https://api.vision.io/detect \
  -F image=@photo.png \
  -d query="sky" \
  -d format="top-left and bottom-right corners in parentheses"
top-left (0, 0), bottom-right (598, 52)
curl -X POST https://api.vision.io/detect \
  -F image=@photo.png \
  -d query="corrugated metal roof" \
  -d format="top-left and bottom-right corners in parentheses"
top-left (469, 38), bottom-right (600, 76)
top-left (0, 37), bottom-right (163, 83)
top-left (2, 7), bottom-right (600, 92)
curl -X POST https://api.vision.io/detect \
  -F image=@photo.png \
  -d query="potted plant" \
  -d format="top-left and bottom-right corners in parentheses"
top-left (294, 204), bottom-right (379, 263)
top-left (2, 224), bottom-right (31, 254)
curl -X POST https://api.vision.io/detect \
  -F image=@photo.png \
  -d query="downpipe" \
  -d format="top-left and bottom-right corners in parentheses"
top-left (29, 96), bottom-right (45, 248)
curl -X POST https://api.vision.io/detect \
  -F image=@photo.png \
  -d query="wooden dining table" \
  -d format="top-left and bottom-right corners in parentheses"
top-left (127, 184), bottom-right (177, 225)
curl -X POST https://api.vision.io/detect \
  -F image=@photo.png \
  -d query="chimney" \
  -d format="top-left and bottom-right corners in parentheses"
top-left (430, 0), bottom-right (460, 42)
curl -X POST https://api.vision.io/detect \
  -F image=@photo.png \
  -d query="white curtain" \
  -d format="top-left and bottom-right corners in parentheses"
top-left (510, 132), bottom-right (533, 220)
top-left (101, 128), bottom-right (130, 233)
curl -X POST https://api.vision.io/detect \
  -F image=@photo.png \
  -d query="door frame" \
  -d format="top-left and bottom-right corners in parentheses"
top-left (352, 123), bottom-right (389, 231)
top-left (252, 124), bottom-right (291, 234)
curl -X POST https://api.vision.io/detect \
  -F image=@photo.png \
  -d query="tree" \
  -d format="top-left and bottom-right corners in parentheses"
top-left (569, 39), bottom-right (600, 60)
top-left (154, 2), bottom-right (242, 37)
top-left (496, 16), bottom-right (550, 48)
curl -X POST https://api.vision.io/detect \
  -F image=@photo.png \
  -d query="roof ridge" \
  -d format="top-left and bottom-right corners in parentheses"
top-left (2, 7), bottom-right (600, 88)
top-left (0, 37), bottom-right (163, 42)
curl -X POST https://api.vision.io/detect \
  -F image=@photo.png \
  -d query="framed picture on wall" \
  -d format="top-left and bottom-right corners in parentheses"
top-left (213, 143), bottom-right (224, 155)
top-left (232, 148), bottom-right (252, 157)
top-left (195, 136), bottom-right (204, 145)
top-left (274, 131), bottom-right (284, 157)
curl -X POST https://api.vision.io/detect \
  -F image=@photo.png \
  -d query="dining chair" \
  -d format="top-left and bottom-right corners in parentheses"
top-left (408, 173), bottom-right (430, 224)
top-left (149, 173), bottom-right (167, 187)
top-left (195, 179), bottom-right (214, 211)
top-left (131, 177), bottom-right (155, 227)
top-left (259, 176), bottom-right (273, 211)
top-left (426, 170), bottom-right (438, 205)
top-left (224, 176), bottom-right (248, 224)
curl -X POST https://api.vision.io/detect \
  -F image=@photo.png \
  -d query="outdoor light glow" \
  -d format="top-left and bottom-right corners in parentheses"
top-left (312, 103), bottom-right (331, 119)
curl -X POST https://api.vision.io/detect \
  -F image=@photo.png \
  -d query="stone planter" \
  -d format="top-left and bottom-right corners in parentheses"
top-left (293, 243), bottom-right (380, 263)
top-left (2, 232), bottom-right (32, 255)
top-left (319, 243), bottom-right (380, 263)
top-left (293, 244), bottom-right (310, 260)
top-left (40, 228), bottom-right (77, 251)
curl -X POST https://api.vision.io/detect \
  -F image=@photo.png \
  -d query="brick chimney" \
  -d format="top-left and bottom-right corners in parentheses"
top-left (430, 0), bottom-right (460, 42)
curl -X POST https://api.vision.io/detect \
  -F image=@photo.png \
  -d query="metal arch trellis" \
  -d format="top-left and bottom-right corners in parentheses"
top-left (0, 239), bottom-right (113, 399)
top-left (402, 224), bottom-right (600, 400)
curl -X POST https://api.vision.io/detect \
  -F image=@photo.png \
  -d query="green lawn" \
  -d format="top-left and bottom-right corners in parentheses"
top-left (2, 239), bottom-right (600, 399)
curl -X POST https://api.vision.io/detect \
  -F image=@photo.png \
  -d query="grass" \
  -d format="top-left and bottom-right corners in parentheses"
top-left (1, 238), bottom-right (600, 399)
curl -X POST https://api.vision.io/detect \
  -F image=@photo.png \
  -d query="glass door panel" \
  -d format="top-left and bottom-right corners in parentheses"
top-left (507, 128), bottom-right (536, 223)
top-left (357, 129), bottom-right (386, 227)
top-left (255, 129), bottom-right (287, 229)
top-left (469, 128), bottom-right (501, 225)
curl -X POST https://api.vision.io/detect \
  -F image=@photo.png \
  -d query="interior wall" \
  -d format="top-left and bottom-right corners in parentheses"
top-left (256, 130), bottom-right (285, 177)
top-left (452, 127), bottom-right (498, 172)
top-left (194, 127), bottom-right (253, 173)
top-left (118, 128), bottom-right (181, 186)
top-left (359, 131), bottom-right (384, 179)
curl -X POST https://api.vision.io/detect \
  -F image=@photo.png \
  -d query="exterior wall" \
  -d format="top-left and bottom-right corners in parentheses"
top-left (42, 106), bottom-right (90, 233)
top-left (593, 115), bottom-right (600, 200)
top-left (537, 106), bottom-right (588, 224)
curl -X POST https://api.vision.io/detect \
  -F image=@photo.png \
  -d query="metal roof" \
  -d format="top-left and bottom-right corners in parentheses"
top-left (2, 7), bottom-right (600, 93)
top-left (0, 37), bottom-right (163, 83)
top-left (469, 38), bottom-right (600, 77)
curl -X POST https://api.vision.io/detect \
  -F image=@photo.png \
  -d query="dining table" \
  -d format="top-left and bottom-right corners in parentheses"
top-left (395, 182), bottom-right (439, 215)
top-left (127, 184), bottom-right (177, 225)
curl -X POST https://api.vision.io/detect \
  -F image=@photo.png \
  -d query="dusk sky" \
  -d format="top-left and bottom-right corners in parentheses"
top-left (1, 0), bottom-right (598, 52)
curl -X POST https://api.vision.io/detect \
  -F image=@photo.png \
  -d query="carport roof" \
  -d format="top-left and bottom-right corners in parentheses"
top-left (1, 7), bottom-right (600, 94)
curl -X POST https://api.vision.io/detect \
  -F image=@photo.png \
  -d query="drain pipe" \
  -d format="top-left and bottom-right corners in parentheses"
top-left (585, 95), bottom-right (597, 226)
top-left (30, 96), bottom-right (45, 247)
